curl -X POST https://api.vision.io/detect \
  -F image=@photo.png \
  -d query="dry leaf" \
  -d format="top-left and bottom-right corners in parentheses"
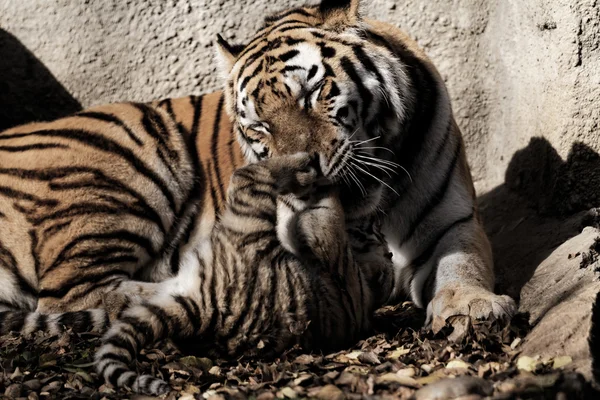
top-left (279, 387), bottom-right (298, 399)
top-left (375, 373), bottom-right (419, 388)
top-left (517, 356), bottom-right (540, 372)
top-left (552, 356), bottom-right (572, 369)
top-left (446, 360), bottom-right (470, 370)
top-left (387, 346), bottom-right (410, 359)
top-left (316, 384), bottom-right (345, 400)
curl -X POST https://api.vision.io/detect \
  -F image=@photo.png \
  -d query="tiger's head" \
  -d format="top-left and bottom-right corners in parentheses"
top-left (216, 0), bottom-right (412, 218)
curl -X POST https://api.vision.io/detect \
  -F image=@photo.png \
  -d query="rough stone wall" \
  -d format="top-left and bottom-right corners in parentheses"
top-left (1, 0), bottom-right (598, 196)
top-left (1, 0), bottom-right (598, 199)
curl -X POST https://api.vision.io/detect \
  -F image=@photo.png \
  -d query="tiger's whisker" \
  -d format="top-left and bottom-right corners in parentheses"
top-left (353, 145), bottom-right (396, 156)
top-left (351, 136), bottom-right (381, 146)
top-left (353, 153), bottom-right (412, 182)
top-left (350, 161), bottom-right (400, 197)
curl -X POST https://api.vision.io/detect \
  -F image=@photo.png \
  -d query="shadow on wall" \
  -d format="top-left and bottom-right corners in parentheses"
top-left (479, 137), bottom-right (600, 301)
top-left (0, 29), bottom-right (81, 131)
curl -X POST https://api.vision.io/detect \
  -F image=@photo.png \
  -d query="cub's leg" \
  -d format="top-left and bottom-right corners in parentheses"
top-left (102, 280), bottom-right (162, 320)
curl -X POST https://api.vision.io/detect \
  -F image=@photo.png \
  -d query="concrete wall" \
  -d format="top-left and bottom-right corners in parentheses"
top-left (1, 0), bottom-right (599, 204)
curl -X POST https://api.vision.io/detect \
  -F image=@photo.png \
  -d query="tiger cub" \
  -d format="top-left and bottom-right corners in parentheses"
top-left (95, 153), bottom-right (394, 395)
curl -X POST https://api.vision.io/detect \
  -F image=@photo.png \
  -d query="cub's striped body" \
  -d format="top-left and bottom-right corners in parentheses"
top-left (95, 154), bottom-right (393, 395)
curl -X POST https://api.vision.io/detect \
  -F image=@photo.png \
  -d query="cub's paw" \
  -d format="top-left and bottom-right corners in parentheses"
top-left (101, 291), bottom-right (131, 321)
top-left (426, 286), bottom-right (516, 341)
top-left (270, 153), bottom-right (322, 197)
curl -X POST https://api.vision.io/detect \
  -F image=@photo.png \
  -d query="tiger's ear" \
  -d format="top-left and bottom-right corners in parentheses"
top-left (215, 34), bottom-right (243, 75)
top-left (319, 0), bottom-right (361, 29)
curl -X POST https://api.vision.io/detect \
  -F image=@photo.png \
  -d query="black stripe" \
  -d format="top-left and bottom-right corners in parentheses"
top-left (60, 245), bottom-right (135, 263)
top-left (104, 332), bottom-right (138, 356)
top-left (119, 316), bottom-right (152, 349)
top-left (144, 303), bottom-right (170, 337)
top-left (210, 95), bottom-right (227, 205)
top-left (0, 143), bottom-right (69, 152)
top-left (157, 98), bottom-right (175, 119)
top-left (411, 213), bottom-right (475, 268)
top-left (206, 160), bottom-right (221, 212)
top-left (45, 230), bottom-right (155, 277)
top-left (134, 104), bottom-right (185, 191)
top-left (173, 295), bottom-right (200, 335)
top-left (100, 352), bottom-right (131, 366)
top-left (76, 111), bottom-right (144, 146)
top-left (0, 311), bottom-right (26, 334)
top-left (0, 166), bottom-right (165, 233)
top-left (239, 76), bottom-right (252, 91)
top-left (237, 229), bottom-right (276, 247)
top-left (182, 95), bottom-right (207, 273)
top-left (190, 95), bottom-right (203, 142)
top-left (285, 37), bottom-right (304, 46)
top-left (228, 203), bottom-right (276, 226)
top-left (340, 56), bottom-right (372, 122)
top-left (39, 270), bottom-right (129, 299)
top-left (132, 103), bottom-right (177, 160)
top-left (399, 140), bottom-right (462, 245)
top-left (283, 261), bottom-right (299, 318)
top-left (220, 263), bottom-right (259, 341)
top-left (203, 255), bottom-right (219, 336)
top-left (281, 65), bottom-right (305, 74)
top-left (49, 187), bottom-right (164, 234)
top-left (276, 24), bottom-right (313, 34)
top-left (57, 311), bottom-right (92, 332)
top-left (35, 314), bottom-right (48, 333)
top-left (264, 8), bottom-right (313, 24)
top-left (278, 49), bottom-right (300, 62)
top-left (0, 129), bottom-right (178, 212)
top-left (320, 45), bottom-right (336, 59)
top-left (307, 65), bottom-right (318, 81)
top-left (367, 30), bottom-right (440, 192)
top-left (108, 367), bottom-right (129, 387)
top-left (352, 45), bottom-right (384, 82)
top-left (268, 19), bottom-right (309, 35)
top-left (0, 185), bottom-right (58, 206)
top-left (254, 238), bottom-right (280, 260)
top-left (0, 300), bottom-right (16, 310)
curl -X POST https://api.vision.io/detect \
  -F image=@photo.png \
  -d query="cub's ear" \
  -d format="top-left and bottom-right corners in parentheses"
top-left (215, 34), bottom-right (244, 76)
top-left (319, 0), bottom-right (361, 29)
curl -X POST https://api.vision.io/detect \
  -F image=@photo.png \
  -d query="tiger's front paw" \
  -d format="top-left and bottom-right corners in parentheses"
top-left (426, 285), bottom-right (516, 341)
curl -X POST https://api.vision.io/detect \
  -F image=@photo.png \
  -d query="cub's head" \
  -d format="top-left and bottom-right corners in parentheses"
top-left (216, 0), bottom-right (411, 217)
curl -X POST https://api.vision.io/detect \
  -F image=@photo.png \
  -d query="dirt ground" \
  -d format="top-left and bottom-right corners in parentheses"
top-left (1, 302), bottom-right (598, 400)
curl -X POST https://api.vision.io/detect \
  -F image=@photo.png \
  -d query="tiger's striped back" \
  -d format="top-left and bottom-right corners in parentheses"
top-left (0, 93), bottom-right (242, 332)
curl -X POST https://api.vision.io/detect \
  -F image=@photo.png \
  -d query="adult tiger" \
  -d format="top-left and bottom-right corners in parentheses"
top-left (0, 0), bottom-right (514, 336)
top-left (213, 0), bottom-right (516, 329)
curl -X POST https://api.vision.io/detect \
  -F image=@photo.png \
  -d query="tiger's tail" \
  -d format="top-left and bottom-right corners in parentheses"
top-left (0, 309), bottom-right (109, 336)
top-left (95, 292), bottom-right (205, 395)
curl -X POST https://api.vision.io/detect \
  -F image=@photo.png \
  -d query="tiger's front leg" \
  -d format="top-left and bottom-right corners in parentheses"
top-left (386, 210), bottom-right (516, 339)
top-left (102, 280), bottom-right (162, 320)
top-left (423, 220), bottom-right (516, 337)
